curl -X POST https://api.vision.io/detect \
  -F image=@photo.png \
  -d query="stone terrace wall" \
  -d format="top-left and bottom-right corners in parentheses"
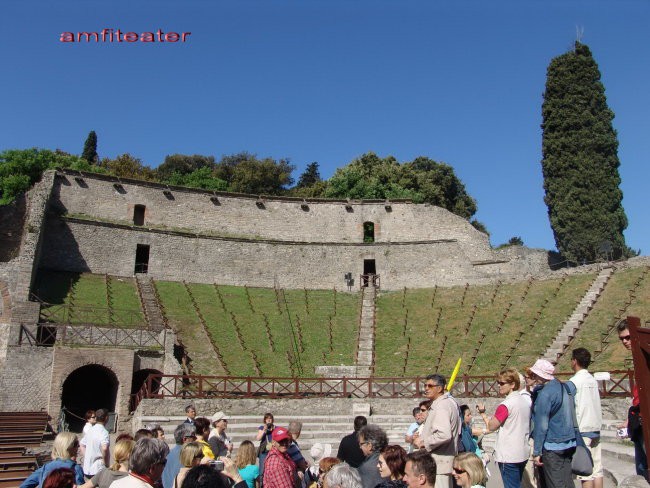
top-left (0, 345), bottom-right (54, 411)
top-left (51, 171), bottom-right (492, 249)
top-left (37, 171), bottom-right (550, 290)
top-left (41, 219), bottom-right (506, 290)
top-left (135, 396), bottom-right (630, 425)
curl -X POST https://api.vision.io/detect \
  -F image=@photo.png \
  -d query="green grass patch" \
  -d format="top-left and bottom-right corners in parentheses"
top-left (34, 270), bottom-right (143, 326)
top-left (556, 266), bottom-right (650, 371)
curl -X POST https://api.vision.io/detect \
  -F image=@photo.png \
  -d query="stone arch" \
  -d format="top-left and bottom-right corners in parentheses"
top-left (61, 364), bottom-right (119, 432)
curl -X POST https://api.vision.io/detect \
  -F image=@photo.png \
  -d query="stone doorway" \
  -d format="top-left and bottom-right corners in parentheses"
top-left (61, 364), bottom-right (118, 432)
top-left (135, 244), bottom-right (150, 274)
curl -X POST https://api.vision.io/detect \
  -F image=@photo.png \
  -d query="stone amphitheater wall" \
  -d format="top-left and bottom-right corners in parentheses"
top-left (36, 171), bottom-right (550, 290)
top-left (51, 172), bottom-right (490, 247)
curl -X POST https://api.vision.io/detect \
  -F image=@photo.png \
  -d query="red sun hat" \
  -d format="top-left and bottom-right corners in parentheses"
top-left (272, 427), bottom-right (292, 442)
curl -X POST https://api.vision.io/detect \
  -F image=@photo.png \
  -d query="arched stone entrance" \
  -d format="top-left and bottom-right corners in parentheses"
top-left (61, 364), bottom-right (118, 432)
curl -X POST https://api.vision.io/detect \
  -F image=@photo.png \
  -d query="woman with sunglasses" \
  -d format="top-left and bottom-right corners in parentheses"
top-left (175, 442), bottom-right (204, 488)
top-left (476, 368), bottom-right (530, 488)
top-left (375, 445), bottom-right (407, 488)
top-left (452, 453), bottom-right (487, 488)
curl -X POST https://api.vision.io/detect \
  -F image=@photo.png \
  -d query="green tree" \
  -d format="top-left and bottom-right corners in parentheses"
top-left (541, 42), bottom-right (627, 262)
top-left (0, 148), bottom-right (96, 205)
top-left (156, 154), bottom-right (215, 180)
top-left (99, 153), bottom-right (155, 180)
top-left (81, 130), bottom-right (98, 164)
top-left (214, 152), bottom-right (294, 195)
top-left (166, 166), bottom-right (227, 191)
top-left (296, 162), bottom-right (322, 188)
top-left (324, 152), bottom-right (477, 219)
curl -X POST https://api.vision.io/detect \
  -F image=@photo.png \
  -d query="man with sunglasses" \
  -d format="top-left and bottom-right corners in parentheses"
top-left (263, 427), bottom-right (299, 488)
top-left (617, 319), bottom-right (648, 481)
top-left (413, 374), bottom-right (461, 488)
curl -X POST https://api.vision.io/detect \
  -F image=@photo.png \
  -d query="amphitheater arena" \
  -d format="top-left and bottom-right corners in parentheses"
top-left (0, 169), bottom-right (625, 433)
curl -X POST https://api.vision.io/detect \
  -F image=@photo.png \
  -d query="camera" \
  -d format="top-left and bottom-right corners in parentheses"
top-left (209, 460), bottom-right (224, 471)
top-left (266, 423), bottom-right (274, 430)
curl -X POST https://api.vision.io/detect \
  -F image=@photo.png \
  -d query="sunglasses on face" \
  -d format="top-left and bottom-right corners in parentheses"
top-left (419, 408), bottom-right (428, 412)
top-left (619, 335), bottom-right (631, 341)
top-left (497, 381), bottom-right (510, 386)
top-left (453, 468), bottom-right (466, 475)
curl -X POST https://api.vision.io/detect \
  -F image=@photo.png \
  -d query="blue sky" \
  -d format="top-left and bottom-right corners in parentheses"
top-left (1, 0), bottom-right (648, 254)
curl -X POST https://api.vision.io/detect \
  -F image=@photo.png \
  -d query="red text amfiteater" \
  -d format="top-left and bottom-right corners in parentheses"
top-left (60, 29), bottom-right (191, 43)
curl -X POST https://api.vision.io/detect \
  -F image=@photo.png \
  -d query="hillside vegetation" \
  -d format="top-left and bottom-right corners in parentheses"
top-left (32, 265), bottom-right (648, 375)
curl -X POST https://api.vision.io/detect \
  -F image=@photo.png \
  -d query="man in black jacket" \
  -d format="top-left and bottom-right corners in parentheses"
top-left (336, 416), bottom-right (367, 468)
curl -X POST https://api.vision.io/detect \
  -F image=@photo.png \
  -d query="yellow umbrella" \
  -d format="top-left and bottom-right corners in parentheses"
top-left (446, 358), bottom-right (462, 391)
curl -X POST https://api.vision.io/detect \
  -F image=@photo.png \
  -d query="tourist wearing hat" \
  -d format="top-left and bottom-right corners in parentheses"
top-left (304, 443), bottom-right (333, 487)
top-left (209, 411), bottom-right (233, 458)
top-left (528, 359), bottom-right (577, 488)
top-left (263, 427), bottom-right (299, 488)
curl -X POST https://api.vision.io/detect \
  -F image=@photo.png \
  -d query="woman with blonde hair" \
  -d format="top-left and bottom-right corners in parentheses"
top-left (176, 442), bottom-right (205, 488)
top-left (79, 439), bottom-right (135, 488)
top-left (20, 432), bottom-right (85, 488)
top-left (235, 440), bottom-right (259, 488)
top-left (476, 368), bottom-right (530, 488)
top-left (452, 453), bottom-right (488, 488)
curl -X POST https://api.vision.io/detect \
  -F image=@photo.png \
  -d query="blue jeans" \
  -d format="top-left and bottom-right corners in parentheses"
top-left (498, 461), bottom-right (527, 488)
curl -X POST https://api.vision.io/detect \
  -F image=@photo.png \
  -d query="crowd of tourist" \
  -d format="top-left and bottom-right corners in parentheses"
top-left (20, 320), bottom-right (647, 488)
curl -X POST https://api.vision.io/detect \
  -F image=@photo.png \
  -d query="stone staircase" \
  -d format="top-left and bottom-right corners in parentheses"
top-left (355, 286), bottom-right (376, 376)
top-left (544, 266), bottom-right (614, 364)
top-left (135, 274), bottom-right (167, 330)
top-left (139, 412), bottom-right (413, 455)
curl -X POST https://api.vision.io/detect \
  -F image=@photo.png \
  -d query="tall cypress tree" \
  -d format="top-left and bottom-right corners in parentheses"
top-left (82, 130), bottom-right (98, 164)
top-left (541, 41), bottom-right (627, 263)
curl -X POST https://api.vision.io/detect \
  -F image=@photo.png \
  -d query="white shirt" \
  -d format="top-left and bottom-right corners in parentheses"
top-left (81, 423), bottom-right (110, 475)
top-left (569, 369), bottom-right (602, 433)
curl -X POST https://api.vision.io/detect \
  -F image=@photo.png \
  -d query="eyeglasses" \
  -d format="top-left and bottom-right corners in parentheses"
top-left (497, 381), bottom-right (509, 386)
top-left (453, 468), bottom-right (466, 475)
top-left (424, 383), bottom-right (441, 389)
top-left (619, 335), bottom-right (631, 341)
top-left (278, 439), bottom-right (291, 446)
top-left (359, 441), bottom-right (371, 447)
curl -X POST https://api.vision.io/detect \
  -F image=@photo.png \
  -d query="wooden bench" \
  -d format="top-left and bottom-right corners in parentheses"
top-left (0, 471), bottom-right (34, 488)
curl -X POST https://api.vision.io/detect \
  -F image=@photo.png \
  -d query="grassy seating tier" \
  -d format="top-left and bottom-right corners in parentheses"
top-left (374, 273), bottom-right (596, 377)
top-left (33, 270), bottom-right (145, 327)
top-left (555, 266), bottom-right (650, 371)
top-left (155, 282), bottom-right (360, 376)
